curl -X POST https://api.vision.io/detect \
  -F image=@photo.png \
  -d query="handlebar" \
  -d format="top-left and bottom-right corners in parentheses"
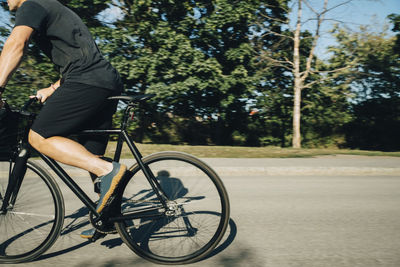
top-left (12, 97), bottom-right (40, 117)
top-left (21, 97), bottom-right (38, 112)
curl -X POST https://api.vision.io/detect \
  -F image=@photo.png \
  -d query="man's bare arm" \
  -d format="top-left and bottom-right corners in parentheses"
top-left (0, 25), bottom-right (34, 88)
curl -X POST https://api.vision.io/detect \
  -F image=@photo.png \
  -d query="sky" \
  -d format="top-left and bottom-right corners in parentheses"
top-left (301, 0), bottom-right (399, 31)
top-left (1, 0), bottom-right (399, 54)
top-left (288, 0), bottom-right (400, 58)
top-left (322, 0), bottom-right (399, 27)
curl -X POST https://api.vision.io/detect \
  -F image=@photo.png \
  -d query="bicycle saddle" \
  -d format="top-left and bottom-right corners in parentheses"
top-left (107, 94), bottom-right (156, 104)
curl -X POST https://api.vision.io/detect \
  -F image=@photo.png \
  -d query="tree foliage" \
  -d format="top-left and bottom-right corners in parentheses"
top-left (329, 17), bottom-right (400, 150)
top-left (0, 2), bottom-right (399, 150)
top-left (92, 0), bottom-right (265, 145)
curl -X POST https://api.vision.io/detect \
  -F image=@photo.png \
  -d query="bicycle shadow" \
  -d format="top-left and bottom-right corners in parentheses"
top-left (0, 203), bottom-right (93, 261)
top-left (34, 206), bottom-right (94, 261)
top-left (100, 169), bottom-right (237, 260)
top-left (100, 216), bottom-right (237, 259)
top-left (34, 170), bottom-right (236, 262)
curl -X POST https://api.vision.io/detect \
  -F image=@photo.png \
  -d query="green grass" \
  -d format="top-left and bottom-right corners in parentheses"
top-left (105, 142), bottom-right (400, 158)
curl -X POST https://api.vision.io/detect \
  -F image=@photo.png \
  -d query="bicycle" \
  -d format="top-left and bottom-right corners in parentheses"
top-left (0, 94), bottom-right (230, 264)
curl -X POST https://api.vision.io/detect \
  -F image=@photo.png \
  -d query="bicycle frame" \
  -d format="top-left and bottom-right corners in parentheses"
top-left (2, 102), bottom-right (169, 224)
top-left (0, 148), bottom-right (28, 213)
top-left (39, 129), bottom-right (167, 220)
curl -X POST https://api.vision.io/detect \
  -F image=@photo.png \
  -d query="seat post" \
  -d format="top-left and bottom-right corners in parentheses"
top-left (121, 105), bottom-right (134, 131)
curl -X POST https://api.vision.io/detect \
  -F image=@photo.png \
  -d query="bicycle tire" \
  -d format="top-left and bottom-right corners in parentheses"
top-left (115, 151), bottom-right (230, 264)
top-left (0, 160), bottom-right (65, 263)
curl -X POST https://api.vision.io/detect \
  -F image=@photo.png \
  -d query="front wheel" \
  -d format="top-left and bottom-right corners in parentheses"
top-left (115, 152), bottom-right (230, 264)
top-left (0, 160), bottom-right (65, 263)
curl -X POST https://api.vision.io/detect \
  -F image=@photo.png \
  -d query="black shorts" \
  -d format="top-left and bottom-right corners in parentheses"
top-left (31, 82), bottom-right (120, 155)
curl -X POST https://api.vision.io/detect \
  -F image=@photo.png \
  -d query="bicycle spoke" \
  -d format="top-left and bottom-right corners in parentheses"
top-left (8, 211), bottom-right (55, 219)
top-left (0, 161), bottom-right (64, 263)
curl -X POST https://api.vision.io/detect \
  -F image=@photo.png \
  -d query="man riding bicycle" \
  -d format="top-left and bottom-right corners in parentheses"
top-left (0, 0), bottom-right (127, 238)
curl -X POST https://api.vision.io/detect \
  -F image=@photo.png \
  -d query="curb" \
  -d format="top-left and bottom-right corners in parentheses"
top-left (213, 167), bottom-right (400, 176)
top-left (37, 161), bottom-right (400, 177)
top-left (30, 158), bottom-right (400, 177)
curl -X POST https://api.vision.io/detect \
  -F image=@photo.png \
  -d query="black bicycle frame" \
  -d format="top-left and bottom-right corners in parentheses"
top-left (0, 145), bottom-right (29, 213)
top-left (2, 101), bottom-right (168, 222)
top-left (37, 126), bottom-right (168, 222)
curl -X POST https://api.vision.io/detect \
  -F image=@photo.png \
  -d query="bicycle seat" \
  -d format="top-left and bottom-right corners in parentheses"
top-left (107, 94), bottom-right (156, 104)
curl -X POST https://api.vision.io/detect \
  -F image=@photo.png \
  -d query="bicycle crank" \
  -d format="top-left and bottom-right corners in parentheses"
top-left (89, 211), bottom-right (118, 235)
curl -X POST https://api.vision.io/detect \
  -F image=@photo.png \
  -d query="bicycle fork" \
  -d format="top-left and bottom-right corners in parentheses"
top-left (0, 146), bottom-right (29, 214)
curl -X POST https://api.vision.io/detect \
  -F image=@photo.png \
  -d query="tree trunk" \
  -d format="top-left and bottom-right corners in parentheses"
top-left (292, 0), bottom-right (302, 148)
top-left (292, 82), bottom-right (302, 148)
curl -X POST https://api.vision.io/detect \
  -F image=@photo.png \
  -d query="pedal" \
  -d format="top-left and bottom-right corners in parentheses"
top-left (89, 230), bottom-right (107, 242)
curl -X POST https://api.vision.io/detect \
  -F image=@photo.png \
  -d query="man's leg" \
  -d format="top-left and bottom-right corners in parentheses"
top-left (28, 130), bottom-right (112, 177)
top-left (29, 82), bottom-right (118, 176)
top-left (29, 82), bottom-right (126, 220)
top-left (77, 99), bottom-right (118, 186)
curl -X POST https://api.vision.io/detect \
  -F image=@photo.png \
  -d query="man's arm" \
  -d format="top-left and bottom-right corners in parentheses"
top-left (0, 25), bottom-right (34, 89)
top-left (33, 78), bottom-right (61, 103)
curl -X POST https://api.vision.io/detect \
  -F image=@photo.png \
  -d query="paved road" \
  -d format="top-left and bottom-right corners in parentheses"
top-left (7, 155), bottom-right (400, 267)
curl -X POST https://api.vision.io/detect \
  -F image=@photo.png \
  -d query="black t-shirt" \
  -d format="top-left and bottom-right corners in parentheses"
top-left (14, 0), bottom-right (123, 91)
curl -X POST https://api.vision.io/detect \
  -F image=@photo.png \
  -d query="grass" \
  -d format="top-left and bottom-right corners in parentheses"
top-left (104, 142), bottom-right (400, 158)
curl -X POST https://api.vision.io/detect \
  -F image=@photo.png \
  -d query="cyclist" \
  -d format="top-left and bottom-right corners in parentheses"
top-left (0, 0), bottom-right (127, 238)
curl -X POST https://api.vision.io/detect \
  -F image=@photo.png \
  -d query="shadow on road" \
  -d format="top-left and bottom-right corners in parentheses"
top-left (33, 205), bottom-right (237, 264)
top-left (33, 168), bottom-right (236, 264)
top-left (204, 217), bottom-right (238, 259)
top-left (99, 216), bottom-right (238, 257)
top-left (36, 240), bottom-right (91, 261)
top-left (34, 206), bottom-right (93, 262)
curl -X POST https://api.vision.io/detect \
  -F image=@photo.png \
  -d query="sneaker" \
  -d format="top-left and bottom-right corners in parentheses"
top-left (96, 162), bottom-right (127, 214)
top-left (80, 228), bottom-right (107, 240)
top-left (80, 228), bottom-right (96, 239)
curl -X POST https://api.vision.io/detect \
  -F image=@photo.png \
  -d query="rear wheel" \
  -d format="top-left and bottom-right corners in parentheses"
top-left (116, 152), bottom-right (230, 264)
top-left (0, 160), bottom-right (64, 263)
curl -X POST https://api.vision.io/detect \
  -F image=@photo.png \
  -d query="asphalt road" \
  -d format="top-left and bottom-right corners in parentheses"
top-left (5, 155), bottom-right (400, 267)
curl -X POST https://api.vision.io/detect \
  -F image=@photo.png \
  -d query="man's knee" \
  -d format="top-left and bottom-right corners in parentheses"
top-left (28, 130), bottom-right (45, 150)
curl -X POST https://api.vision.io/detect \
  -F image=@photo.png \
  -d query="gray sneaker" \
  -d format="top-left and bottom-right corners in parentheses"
top-left (96, 162), bottom-right (127, 214)
top-left (80, 228), bottom-right (96, 239)
top-left (80, 228), bottom-right (107, 240)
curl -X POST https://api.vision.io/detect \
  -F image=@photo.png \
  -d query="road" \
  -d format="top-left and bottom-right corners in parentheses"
top-left (7, 155), bottom-right (400, 267)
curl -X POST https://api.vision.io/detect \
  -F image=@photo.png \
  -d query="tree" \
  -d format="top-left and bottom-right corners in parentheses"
top-left (329, 20), bottom-right (400, 150)
top-left (255, 0), bottom-right (356, 148)
top-left (1, 0), bottom-right (361, 148)
top-left (1, 0), bottom-right (271, 145)
top-left (95, 0), bottom-right (265, 145)
top-left (388, 13), bottom-right (400, 52)
top-left (330, 22), bottom-right (400, 100)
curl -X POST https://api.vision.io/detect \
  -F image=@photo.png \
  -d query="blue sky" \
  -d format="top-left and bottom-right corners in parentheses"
top-left (288, 0), bottom-right (400, 58)
top-left (1, 0), bottom-right (399, 53)
top-left (1, 0), bottom-right (398, 26)
top-left (337, 0), bottom-right (399, 27)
